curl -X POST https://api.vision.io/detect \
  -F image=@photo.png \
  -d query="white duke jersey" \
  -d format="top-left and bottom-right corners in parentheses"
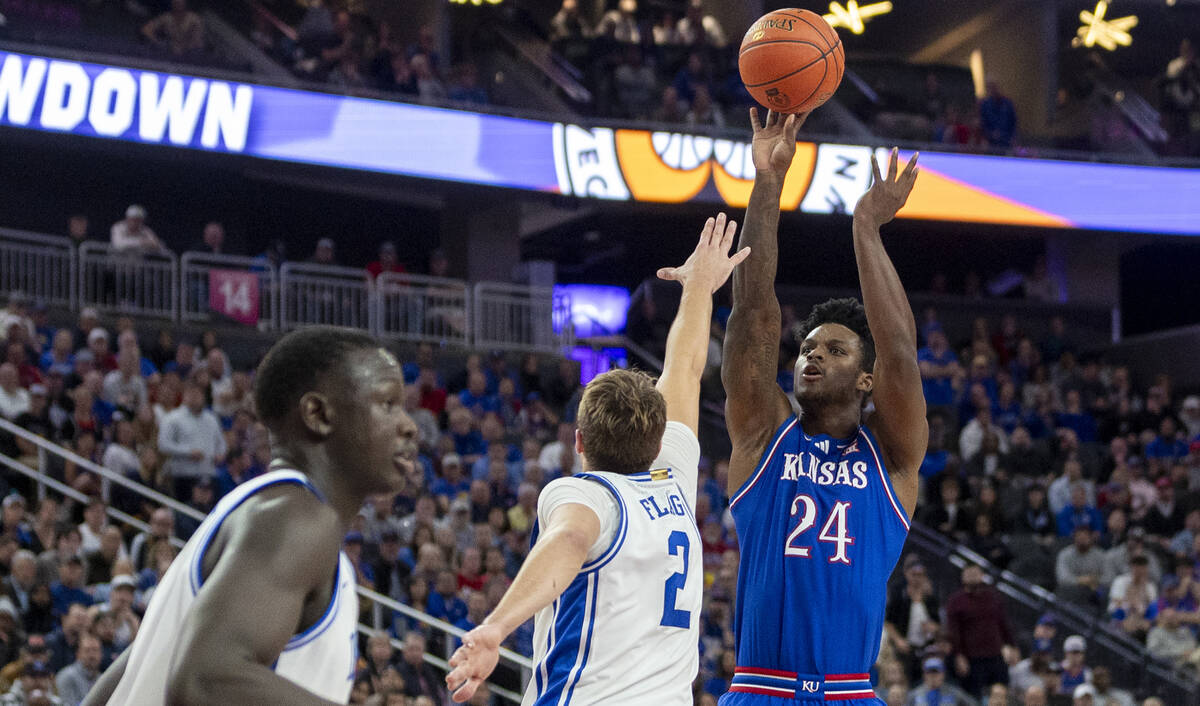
top-left (525, 422), bottom-right (702, 706)
top-left (108, 470), bottom-right (359, 704)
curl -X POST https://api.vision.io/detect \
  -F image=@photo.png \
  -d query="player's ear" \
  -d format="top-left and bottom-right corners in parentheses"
top-left (575, 429), bottom-right (584, 456)
top-left (298, 391), bottom-right (334, 437)
top-left (857, 371), bottom-right (874, 395)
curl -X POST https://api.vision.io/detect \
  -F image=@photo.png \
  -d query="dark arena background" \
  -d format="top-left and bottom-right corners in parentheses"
top-left (0, 0), bottom-right (1198, 704)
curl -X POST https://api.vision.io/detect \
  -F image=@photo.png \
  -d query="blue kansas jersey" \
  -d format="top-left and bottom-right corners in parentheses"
top-left (725, 417), bottom-right (909, 702)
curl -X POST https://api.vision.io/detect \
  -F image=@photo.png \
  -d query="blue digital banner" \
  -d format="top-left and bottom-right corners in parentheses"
top-left (2, 50), bottom-right (1197, 235)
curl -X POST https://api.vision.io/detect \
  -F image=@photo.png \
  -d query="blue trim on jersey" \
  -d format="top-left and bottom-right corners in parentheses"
top-left (189, 475), bottom-right (323, 594)
top-left (534, 573), bottom-right (596, 706)
top-left (282, 558), bottom-right (343, 651)
top-left (563, 573), bottom-right (599, 704)
top-left (575, 473), bottom-right (628, 573)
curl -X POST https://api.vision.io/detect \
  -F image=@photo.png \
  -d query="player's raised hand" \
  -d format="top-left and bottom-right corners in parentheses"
top-left (749, 108), bottom-right (810, 179)
top-left (855, 147), bottom-right (919, 228)
top-left (657, 212), bottom-right (750, 294)
top-left (445, 624), bottom-right (503, 703)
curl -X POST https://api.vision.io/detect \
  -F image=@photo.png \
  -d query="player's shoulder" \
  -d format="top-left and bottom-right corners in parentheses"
top-left (227, 484), bottom-right (341, 561)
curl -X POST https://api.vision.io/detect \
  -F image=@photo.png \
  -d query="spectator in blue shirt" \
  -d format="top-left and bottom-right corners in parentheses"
top-left (1055, 389), bottom-right (1098, 444)
top-left (459, 370), bottom-right (499, 418)
top-left (431, 454), bottom-right (471, 511)
top-left (1145, 417), bottom-right (1188, 461)
top-left (50, 557), bottom-right (94, 617)
top-left (918, 329), bottom-right (960, 410)
top-left (1057, 483), bottom-right (1104, 537)
top-left (448, 408), bottom-right (485, 464)
top-left (426, 570), bottom-right (467, 625)
top-left (993, 381), bottom-right (1023, 434)
top-left (979, 81), bottom-right (1017, 150)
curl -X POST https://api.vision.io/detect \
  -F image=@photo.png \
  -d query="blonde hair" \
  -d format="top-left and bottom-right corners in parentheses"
top-left (576, 369), bottom-right (666, 475)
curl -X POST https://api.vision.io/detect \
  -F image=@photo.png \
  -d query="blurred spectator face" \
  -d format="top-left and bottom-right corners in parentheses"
top-left (203, 222), bottom-right (224, 251)
top-left (368, 633), bottom-right (392, 665)
top-left (88, 331), bottom-right (109, 358)
top-left (1024, 685), bottom-right (1047, 706)
top-left (1158, 417), bottom-right (1176, 439)
top-left (460, 546), bottom-right (482, 575)
top-left (150, 508), bottom-right (173, 538)
top-left (402, 633), bottom-right (425, 665)
top-left (183, 384), bottom-right (205, 413)
top-left (0, 363), bottom-right (18, 391)
top-left (11, 554), bottom-right (35, 586)
top-left (64, 604), bottom-right (89, 634)
top-left (989, 684), bottom-right (1009, 704)
top-left (485, 547), bottom-right (505, 574)
top-left (1106, 509), bottom-right (1126, 536)
top-left (101, 526), bottom-right (123, 559)
top-left (109, 583), bottom-right (135, 612)
top-left (51, 330), bottom-right (72, 356)
top-left (960, 563), bottom-right (983, 590)
top-left (940, 478), bottom-right (959, 505)
top-left (927, 329), bottom-right (947, 352)
top-left (68, 215), bottom-right (88, 241)
top-left (1073, 527), bottom-right (1093, 551)
top-left (469, 481), bottom-right (489, 506)
top-left (922, 663), bottom-right (945, 688)
top-left (417, 543), bottom-right (444, 573)
top-left (467, 591), bottom-right (488, 622)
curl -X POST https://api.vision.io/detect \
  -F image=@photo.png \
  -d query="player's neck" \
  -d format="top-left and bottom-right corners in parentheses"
top-left (269, 450), bottom-right (366, 524)
top-left (797, 402), bottom-right (861, 440)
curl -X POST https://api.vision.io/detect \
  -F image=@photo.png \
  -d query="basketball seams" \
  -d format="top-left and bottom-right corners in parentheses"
top-left (790, 54), bottom-right (829, 112)
top-left (769, 10), bottom-right (840, 51)
top-left (744, 40), bottom-right (840, 88)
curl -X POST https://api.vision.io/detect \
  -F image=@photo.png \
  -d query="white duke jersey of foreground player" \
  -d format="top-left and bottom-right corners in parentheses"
top-left (108, 470), bottom-right (359, 704)
top-left (525, 421), bottom-right (703, 706)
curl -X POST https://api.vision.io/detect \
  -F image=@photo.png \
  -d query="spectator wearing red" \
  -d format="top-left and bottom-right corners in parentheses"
top-left (366, 241), bottom-right (406, 281)
top-left (84, 330), bottom-right (117, 374)
top-left (456, 546), bottom-right (484, 593)
top-left (945, 563), bottom-right (1014, 699)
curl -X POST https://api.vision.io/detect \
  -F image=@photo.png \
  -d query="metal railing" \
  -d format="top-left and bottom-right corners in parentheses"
top-left (180, 252), bottom-right (279, 330)
top-left (359, 586), bottom-right (532, 704)
top-left (373, 272), bottom-right (470, 347)
top-left (78, 242), bottom-right (178, 320)
top-left (0, 417), bottom-right (533, 703)
top-left (279, 261), bottom-right (376, 332)
top-left (474, 283), bottom-right (573, 354)
top-left (0, 229), bottom-right (572, 355)
top-left (0, 228), bottom-right (75, 309)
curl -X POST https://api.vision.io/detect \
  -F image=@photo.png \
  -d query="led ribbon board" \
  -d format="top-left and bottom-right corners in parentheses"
top-left (1, 50), bottom-right (1197, 235)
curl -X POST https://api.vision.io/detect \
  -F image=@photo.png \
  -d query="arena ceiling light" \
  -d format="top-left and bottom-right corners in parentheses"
top-left (823, 0), bottom-right (893, 34)
top-left (1072, 1), bottom-right (1138, 50)
top-left (449, 0), bottom-right (502, 5)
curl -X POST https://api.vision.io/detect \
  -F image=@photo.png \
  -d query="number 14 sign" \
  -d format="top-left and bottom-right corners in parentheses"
top-left (208, 270), bottom-right (260, 326)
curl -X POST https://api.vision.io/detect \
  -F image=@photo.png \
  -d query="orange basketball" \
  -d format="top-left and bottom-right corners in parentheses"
top-left (739, 8), bottom-right (844, 114)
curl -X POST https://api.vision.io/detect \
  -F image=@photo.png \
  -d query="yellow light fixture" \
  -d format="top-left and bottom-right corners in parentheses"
top-left (449, 0), bottom-right (503, 5)
top-left (823, 1), bottom-right (893, 35)
top-left (1072, 1), bottom-right (1137, 51)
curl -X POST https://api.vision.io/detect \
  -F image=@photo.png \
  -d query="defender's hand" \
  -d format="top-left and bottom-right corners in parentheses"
top-left (657, 213), bottom-right (750, 294)
top-left (445, 624), bottom-right (504, 703)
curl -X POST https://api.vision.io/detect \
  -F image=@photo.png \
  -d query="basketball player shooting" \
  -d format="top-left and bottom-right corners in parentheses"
top-left (84, 328), bottom-right (419, 705)
top-left (445, 214), bottom-right (749, 705)
top-left (719, 108), bottom-right (926, 704)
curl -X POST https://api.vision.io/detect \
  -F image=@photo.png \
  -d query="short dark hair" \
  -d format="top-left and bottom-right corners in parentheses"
top-left (796, 297), bottom-right (875, 373)
top-left (253, 326), bottom-right (381, 429)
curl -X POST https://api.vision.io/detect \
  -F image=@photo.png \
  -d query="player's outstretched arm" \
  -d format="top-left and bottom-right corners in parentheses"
top-left (655, 212), bottom-right (750, 435)
top-left (445, 503), bottom-right (600, 703)
top-left (166, 487), bottom-right (346, 706)
top-left (853, 148), bottom-right (926, 518)
top-left (721, 108), bottom-right (806, 494)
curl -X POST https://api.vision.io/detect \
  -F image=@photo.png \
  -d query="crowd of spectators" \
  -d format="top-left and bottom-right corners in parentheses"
top-left (0, 263), bottom-right (1196, 705)
top-left (865, 300), bottom-right (1200, 705)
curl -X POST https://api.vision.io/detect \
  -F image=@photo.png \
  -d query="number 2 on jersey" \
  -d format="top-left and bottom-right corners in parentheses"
top-left (785, 495), bottom-right (854, 564)
top-left (660, 530), bottom-right (691, 628)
